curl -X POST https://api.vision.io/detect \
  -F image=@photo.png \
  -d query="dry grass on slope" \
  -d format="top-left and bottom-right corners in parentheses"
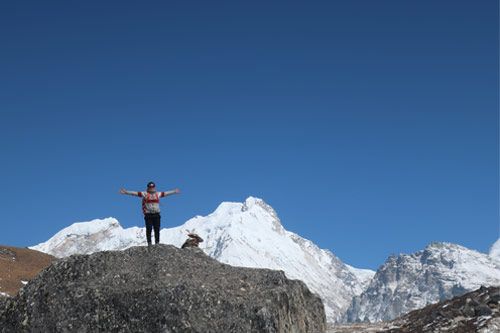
top-left (0, 245), bottom-right (54, 296)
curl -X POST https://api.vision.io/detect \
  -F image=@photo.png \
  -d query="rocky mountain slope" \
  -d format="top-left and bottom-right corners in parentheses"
top-left (0, 246), bottom-right (54, 297)
top-left (329, 286), bottom-right (500, 333)
top-left (344, 242), bottom-right (500, 322)
top-left (386, 286), bottom-right (500, 333)
top-left (0, 245), bottom-right (326, 333)
top-left (31, 197), bottom-right (374, 322)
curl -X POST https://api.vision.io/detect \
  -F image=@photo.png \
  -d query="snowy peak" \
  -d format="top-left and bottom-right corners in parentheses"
top-left (213, 196), bottom-right (271, 212)
top-left (55, 217), bottom-right (120, 236)
top-left (243, 196), bottom-right (279, 218)
top-left (490, 238), bottom-right (500, 262)
top-left (29, 199), bottom-right (498, 324)
top-left (344, 240), bottom-right (500, 323)
top-left (423, 241), bottom-right (470, 253)
top-left (190, 197), bottom-right (286, 237)
top-left (30, 197), bottom-right (374, 323)
top-left (32, 218), bottom-right (146, 258)
top-left (32, 217), bottom-right (118, 254)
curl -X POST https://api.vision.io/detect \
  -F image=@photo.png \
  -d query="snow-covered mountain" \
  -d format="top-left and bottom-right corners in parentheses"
top-left (344, 242), bottom-right (500, 323)
top-left (31, 217), bottom-right (146, 256)
top-left (31, 197), bottom-right (374, 322)
top-left (490, 238), bottom-right (500, 263)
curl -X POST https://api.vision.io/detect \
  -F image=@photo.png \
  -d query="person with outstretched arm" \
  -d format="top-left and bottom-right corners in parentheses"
top-left (120, 181), bottom-right (180, 246)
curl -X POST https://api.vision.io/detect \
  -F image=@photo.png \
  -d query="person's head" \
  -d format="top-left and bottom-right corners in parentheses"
top-left (146, 181), bottom-right (156, 193)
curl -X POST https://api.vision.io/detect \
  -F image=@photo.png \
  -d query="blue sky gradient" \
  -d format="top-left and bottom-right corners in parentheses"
top-left (1, 0), bottom-right (498, 269)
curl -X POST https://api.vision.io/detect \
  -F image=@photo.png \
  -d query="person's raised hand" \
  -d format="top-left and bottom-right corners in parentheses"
top-left (174, 188), bottom-right (181, 194)
top-left (120, 188), bottom-right (127, 194)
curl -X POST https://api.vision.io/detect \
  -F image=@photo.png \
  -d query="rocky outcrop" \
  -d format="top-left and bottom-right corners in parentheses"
top-left (328, 286), bottom-right (500, 333)
top-left (386, 286), bottom-right (500, 333)
top-left (0, 296), bottom-right (7, 311)
top-left (0, 245), bottom-right (326, 333)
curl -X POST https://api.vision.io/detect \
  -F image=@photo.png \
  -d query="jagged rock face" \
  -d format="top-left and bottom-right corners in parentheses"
top-left (344, 242), bottom-right (500, 322)
top-left (329, 287), bottom-right (500, 333)
top-left (0, 245), bottom-right (326, 333)
top-left (31, 197), bottom-right (375, 322)
top-left (386, 286), bottom-right (500, 333)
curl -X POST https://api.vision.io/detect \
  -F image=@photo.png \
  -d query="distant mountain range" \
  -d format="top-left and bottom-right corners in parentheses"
top-left (30, 197), bottom-right (500, 323)
top-left (344, 242), bottom-right (500, 322)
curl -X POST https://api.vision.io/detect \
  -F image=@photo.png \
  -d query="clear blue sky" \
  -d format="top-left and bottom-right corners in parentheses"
top-left (1, 0), bottom-right (498, 270)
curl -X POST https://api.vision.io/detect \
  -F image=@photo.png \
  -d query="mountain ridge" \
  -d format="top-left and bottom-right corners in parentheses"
top-left (344, 240), bottom-right (500, 322)
top-left (31, 196), bottom-right (373, 323)
top-left (30, 196), bottom-right (500, 324)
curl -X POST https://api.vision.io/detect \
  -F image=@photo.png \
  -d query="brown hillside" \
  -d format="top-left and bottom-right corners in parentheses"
top-left (0, 245), bottom-right (54, 296)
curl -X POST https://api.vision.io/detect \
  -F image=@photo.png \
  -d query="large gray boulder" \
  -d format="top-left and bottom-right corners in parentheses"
top-left (0, 245), bottom-right (326, 333)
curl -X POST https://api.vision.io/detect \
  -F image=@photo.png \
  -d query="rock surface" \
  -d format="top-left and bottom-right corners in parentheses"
top-left (327, 323), bottom-right (393, 332)
top-left (329, 286), bottom-right (500, 333)
top-left (386, 286), bottom-right (500, 333)
top-left (0, 245), bottom-right (326, 333)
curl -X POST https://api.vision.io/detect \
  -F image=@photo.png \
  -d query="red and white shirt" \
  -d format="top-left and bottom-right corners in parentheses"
top-left (137, 191), bottom-right (172, 215)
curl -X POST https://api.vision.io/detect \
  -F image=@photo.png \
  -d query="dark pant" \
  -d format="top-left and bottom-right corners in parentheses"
top-left (144, 213), bottom-right (161, 244)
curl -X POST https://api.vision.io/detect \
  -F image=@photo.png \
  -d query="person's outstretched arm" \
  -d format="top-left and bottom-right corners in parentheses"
top-left (160, 188), bottom-right (181, 198)
top-left (120, 188), bottom-right (142, 197)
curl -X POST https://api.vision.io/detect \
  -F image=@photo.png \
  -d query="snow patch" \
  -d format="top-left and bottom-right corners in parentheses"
top-left (489, 238), bottom-right (500, 262)
top-left (346, 265), bottom-right (376, 290)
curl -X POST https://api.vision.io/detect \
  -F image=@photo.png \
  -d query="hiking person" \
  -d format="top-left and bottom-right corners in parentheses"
top-left (120, 182), bottom-right (180, 246)
top-left (181, 233), bottom-right (204, 249)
